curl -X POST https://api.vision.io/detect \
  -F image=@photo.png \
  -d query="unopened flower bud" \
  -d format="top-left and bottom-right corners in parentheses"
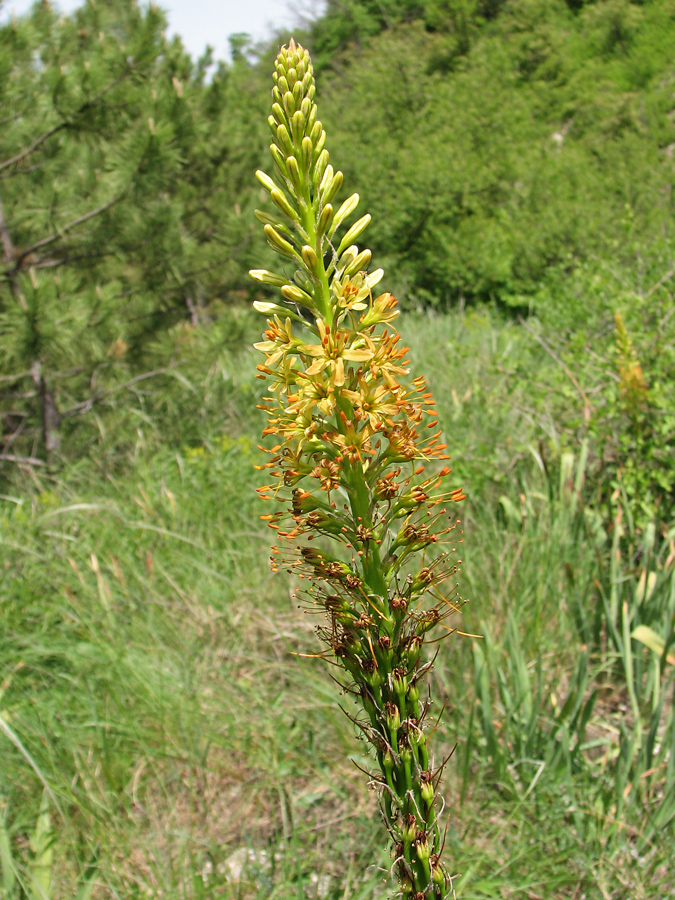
top-left (270, 187), bottom-right (298, 221)
top-left (291, 110), bottom-right (306, 148)
top-left (286, 155), bottom-right (303, 195)
top-left (283, 90), bottom-right (296, 117)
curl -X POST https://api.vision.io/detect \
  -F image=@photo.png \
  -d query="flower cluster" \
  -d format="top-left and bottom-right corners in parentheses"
top-left (251, 40), bottom-right (466, 899)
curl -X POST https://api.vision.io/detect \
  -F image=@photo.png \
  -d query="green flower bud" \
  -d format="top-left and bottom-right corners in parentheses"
top-left (283, 90), bottom-right (296, 117)
top-left (306, 104), bottom-right (317, 134)
top-left (322, 170), bottom-right (343, 206)
top-left (269, 143), bottom-right (288, 178)
top-left (286, 67), bottom-right (297, 88)
top-left (270, 187), bottom-right (298, 221)
top-left (317, 203), bottom-right (333, 237)
top-left (281, 283), bottom-right (315, 308)
top-left (249, 269), bottom-right (288, 287)
top-left (268, 115), bottom-right (279, 138)
top-left (255, 169), bottom-right (275, 193)
top-left (336, 214), bottom-right (371, 256)
top-left (301, 136), bottom-right (313, 172)
top-left (272, 85), bottom-right (282, 105)
top-left (291, 110), bottom-right (306, 148)
top-left (278, 75), bottom-right (289, 94)
top-left (314, 128), bottom-right (326, 157)
top-left (293, 80), bottom-right (303, 106)
top-left (308, 83), bottom-right (316, 100)
top-left (344, 248), bottom-right (372, 276)
top-left (301, 245), bottom-right (319, 276)
top-left (264, 224), bottom-right (297, 259)
top-left (286, 155), bottom-right (303, 195)
top-left (313, 149), bottom-right (329, 187)
top-left (276, 123), bottom-right (293, 156)
top-left (329, 192), bottom-right (359, 237)
top-left (271, 102), bottom-right (286, 125)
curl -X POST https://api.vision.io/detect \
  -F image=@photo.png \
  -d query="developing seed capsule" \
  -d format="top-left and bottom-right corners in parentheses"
top-left (400, 813), bottom-right (417, 844)
top-left (420, 770), bottom-right (434, 804)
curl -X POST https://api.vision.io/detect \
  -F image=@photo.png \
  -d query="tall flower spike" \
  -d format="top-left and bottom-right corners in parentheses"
top-left (251, 39), bottom-right (467, 899)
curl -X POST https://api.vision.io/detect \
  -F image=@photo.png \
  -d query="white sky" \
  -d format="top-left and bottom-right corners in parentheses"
top-left (0, 0), bottom-right (325, 62)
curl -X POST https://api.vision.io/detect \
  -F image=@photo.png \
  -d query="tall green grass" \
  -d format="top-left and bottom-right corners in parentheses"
top-left (1, 308), bottom-right (673, 898)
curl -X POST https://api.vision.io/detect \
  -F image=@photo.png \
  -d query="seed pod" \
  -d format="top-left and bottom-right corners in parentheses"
top-left (270, 187), bottom-right (298, 222)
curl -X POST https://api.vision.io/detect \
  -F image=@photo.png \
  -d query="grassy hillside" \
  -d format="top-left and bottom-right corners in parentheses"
top-left (1, 1), bottom-right (674, 898)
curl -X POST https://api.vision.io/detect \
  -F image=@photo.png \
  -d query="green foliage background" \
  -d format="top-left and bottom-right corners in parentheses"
top-left (0, 0), bottom-right (674, 898)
